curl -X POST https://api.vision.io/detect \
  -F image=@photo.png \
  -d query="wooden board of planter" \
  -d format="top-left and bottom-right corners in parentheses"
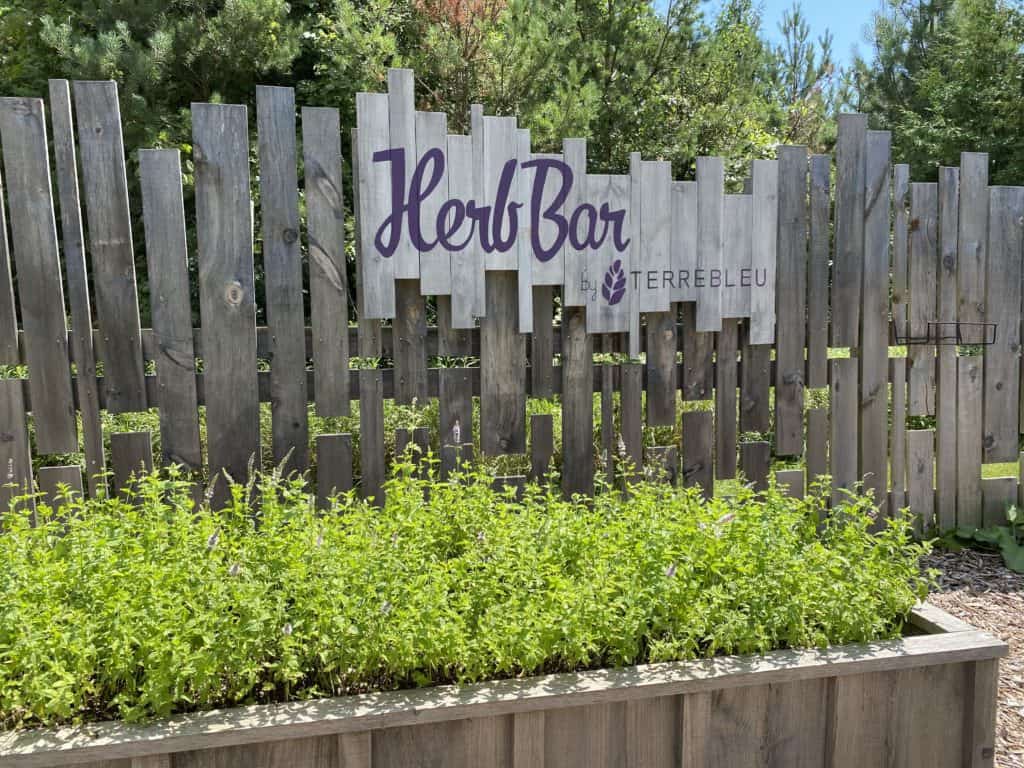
top-left (0, 604), bottom-right (1005, 768)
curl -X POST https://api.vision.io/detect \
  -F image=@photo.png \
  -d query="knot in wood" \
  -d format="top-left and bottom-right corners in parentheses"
top-left (224, 281), bottom-right (244, 306)
top-left (283, 228), bottom-right (298, 244)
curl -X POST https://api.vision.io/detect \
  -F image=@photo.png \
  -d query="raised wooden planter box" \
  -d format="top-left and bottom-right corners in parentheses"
top-left (0, 604), bottom-right (1006, 768)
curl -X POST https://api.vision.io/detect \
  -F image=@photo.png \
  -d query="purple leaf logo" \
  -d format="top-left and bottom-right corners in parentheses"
top-left (602, 259), bottom-right (626, 306)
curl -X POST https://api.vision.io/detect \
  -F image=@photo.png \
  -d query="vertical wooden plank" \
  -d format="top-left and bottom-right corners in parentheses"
top-left (528, 152), bottom-right (565, 288)
top-left (316, 433), bottom-right (353, 509)
top-left (600, 336), bottom-right (616, 485)
top-left (958, 153), bottom-right (989, 327)
top-left (681, 302), bottom-right (713, 400)
top-left (625, 696), bottom-right (680, 767)
top-left (0, 98), bottom-right (77, 453)
top-left (561, 138), bottom-right (589, 305)
top-left (139, 150), bottom-right (202, 471)
top-left (696, 157), bottom-right (724, 332)
top-left (0, 151), bottom-right (15, 364)
top-left (681, 691), bottom-right (711, 767)
top-left (936, 167), bottom-right (960, 532)
top-left (909, 182), bottom-right (938, 416)
top-left (72, 81), bottom-right (147, 413)
top-left (416, 110), bottom-right (451, 296)
top-left (110, 431), bottom-right (154, 498)
top-left (436, 296), bottom-right (473, 357)
top-left (515, 128), bottom-right (533, 333)
top-left (739, 323), bottom-right (770, 434)
top-left (860, 131), bottom-right (891, 508)
top-left (645, 309), bottom-right (677, 427)
top-left (48, 79), bottom-right (105, 494)
top-left (620, 362), bottom-right (644, 477)
top-left (776, 146), bottom-right (807, 455)
top-left (355, 92), bottom-right (395, 319)
top-left (721, 195), bottom-right (751, 319)
top-left (807, 154), bottom-right (831, 389)
top-left (982, 476), bottom-right (1016, 529)
top-left (586, 175), bottom-right (632, 335)
top-left (907, 429), bottom-right (935, 535)
top-left (530, 413), bottom-right (554, 483)
top-left (892, 164), bottom-right (911, 343)
top-left (562, 306), bottom-right (593, 497)
top-left (302, 106), bottom-right (350, 417)
top-left (481, 116), bottom-right (518, 272)
top-left (0, 379), bottom-right (33, 512)
top-left (636, 160), bottom-right (672, 314)
top-left (682, 410), bottom-right (713, 499)
top-left (387, 68), bottom-right (418, 280)
top-left (394, 428), bottom-right (411, 460)
top-left (531, 286), bottom-right (555, 398)
top-left (192, 102), bottom-right (260, 489)
top-left (439, 366), bottom-right (473, 449)
top-left (646, 445), bottom-right (679, 486)
top-left (715, 319), bottom-right (739, 479)
top-left (339, 731), bottom-right (372, 767)
top-left (983, 186), bottom-right (1024, 462)
top-left (448, 132), bottom-right (481, 327)
top-left (256, 85), bottom-right (309, 473)
top-left (776, 468), bottom-right (805, 498)
top-left (890, 357), bottom-right (908, 513)
top-left (513, 710), bottom-right (544, 768)
top-left (963, 659), bottom-right (999, 768)
top-left (627, 153), bottom-right (643, 358)
top-left (957, 356), bottom-right (984, 527)
top-left (807, 407), bottom-right (828, 489)
top-left (831, 357), bottom-right (858, 505)
top-left (393, 280), bottom-right (429, 404)
top-left (480, 272), bottom-right (526, 455)
top-left (670, 181), bottom-right (698, 303)
top-left (832, 113), bottom-right (867, 348)
top-left (359, 368), bottom-right (385, 503)
top-left (38, 465), bottom-right (83, 511)
top-left (741, 441), bottom-right (770, 491)
top-left (767, 678), bottom-right (830, 768)
top-left (750, 159), bottom-right (779, 344)
top-left (702, 683), bottom-right (770, 767)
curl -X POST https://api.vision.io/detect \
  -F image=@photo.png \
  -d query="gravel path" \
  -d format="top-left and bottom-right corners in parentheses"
top-left (925, 549), bottom-right (1024, 768)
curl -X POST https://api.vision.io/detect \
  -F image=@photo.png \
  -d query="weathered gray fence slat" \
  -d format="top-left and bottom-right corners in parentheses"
top-left (416, 110), bottom-right (451, 296)
top-left (958, 153), bottom-right (989, 327)
top-left (907, 429), bottom-right (935, 536)
top-left (638, 160), bottom-right (672, 313)
top-left (775, 146), bottom-right (807, 456)
top-left (741, 441), bottom-right (770, 491)
top-left (627, 153), bottom-right (643, 356)
top-left (515, 128), bottom-right (533, 332)
top-left (387, 69), bottom-right (419, 280)
top-left (696, 156), bottom-right (724, 332)
top-left (860, 131), bottom-right (891, 510)
top-left (138, 149), bottom-right (202, 471)
top-left (355, 92), bottom-right (395, 319)
top-left (600, 336), bottom-right (617, 485)
top-left (480, 116), bottom-right (518, 273)
top-left (302, 106), bottom-right (350, 417)
top-left (110, 431), bottom-right (154, 499)
top-left (480, 271), bottom-right (526, 455)
top-left (739, 323), bottom-right (770, 434)
top-left (0, 97), bottom-right (78, 454)
top-left (192, 102), bottom-right (260, 494)
top-left (982, 476), bottom-right (1016, 529)
top-left (682, 409), bottom-right (713, 499)
top-left (586, 174), bottom-right (631, 334)
top-left (983, 186), bottom-right (1024, 462)
top-left (715, 319), bottom-right (739, 479)
top-left (722, 194), bottom-right (751, 319)
top-left (393, 280), bottom-right (429, 404)
top-left (448, 131), bottom-right (481, 327)
top-left (830, 357), bottom-right (858, 506)
top-left (255, 86), bottom-right (309, 473)
top-left (562, 306), bottom-right (594, 497)
top-left (890, 357), bottom-right (907, 514)
top-left (807, 154), bottom-right (830, 389)
top-left (750, 159), bottom-right (778, 344)
top-left (0, 155), bottom-right (15, 365)
top-left (807, 407), bottom-right (828, 489)
top-left (48, 79), bottom-right (106, 494)
top-left (892, 164), bottom-right (911, 343)
top-left (72, 81), bottom-right (147, 413)
top-left (832, 113), bottom-right (867, 348)
top-left (37, 465), bottom-right (83, 511)
top-left (0, 379), bottom-right (33, 513)
top-left (682, 302), bottom-right (714, 400)
top-left (620, 362), bottom-right (644, 479)
top-left (436, 296), bottom-right (473, 357)
top-left (438, 366), bottom-right (473, 452)
top-left (908, 183), bottom-right (938, 416)
top-left (530, 286), bottom-right (555, 398)
top-left (957, 356), bottom-right (983, 528)
top-left (936, 167), bottom-right (959, 531)
top-left (645, 309), bottom-right (677, 427)
top-left (315, 433), bottom-right (352, 509)
top-left (776, 468), bottom-right (804, 499)
top-left (671, 181), bottom-right (698, 303)
top-left (561, 139), bottom-right (589, 306)
top-left (530, 413), bottom-right (554, 483)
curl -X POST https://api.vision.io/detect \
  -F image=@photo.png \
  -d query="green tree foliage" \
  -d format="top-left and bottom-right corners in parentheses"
top-left (854, 0), bottom-right (1024, 182)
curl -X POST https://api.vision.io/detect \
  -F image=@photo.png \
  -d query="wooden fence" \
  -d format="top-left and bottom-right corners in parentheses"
top-left (0, 72), bottom-right (1021, 532)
